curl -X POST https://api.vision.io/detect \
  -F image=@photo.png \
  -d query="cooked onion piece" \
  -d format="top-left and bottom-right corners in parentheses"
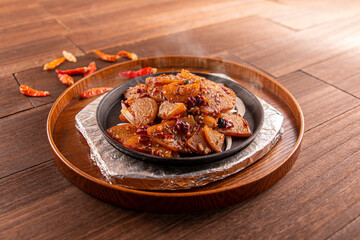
top-left (235, 97), bottom-right (246, 117)
top-left (225, 136), bottom-right (232, 151)
top-left (120, 108), bottom-right (136, 126)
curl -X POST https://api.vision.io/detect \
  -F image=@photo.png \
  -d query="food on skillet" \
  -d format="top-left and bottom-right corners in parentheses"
top-left (106, 70), bottom-right (251, 158)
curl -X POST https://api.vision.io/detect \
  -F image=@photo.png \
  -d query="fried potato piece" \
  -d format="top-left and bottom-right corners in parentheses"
top-left (203, 125), bottom-right (224, 152)
top-left (130, 97), bottom-right (158, 127)
top-left (186, 127), bottom-right (212, 155)
top-left (147, 120), bottom-right (191, 153)
top-left (124, 83), bottom-right (148, 101)
top-left (177, 69), bottom-right (204, 82)
top-left (195, 115), bottom-right (217, 128)
top-left (106, 124), bottom-right (137, 144)
top-left (179, 115), bottom-right (197, 128)
top-left (147, 84), bottom-right (165, 102)
top-left (146, 75), bottom-right (182, 102)
top-left (146, 74), bottom-right (178, 85)
top-left (158, 101), bottom-right (187, 120)
top-left (163, 82), bottom-right (200, 103)
top-left (123, 136), bottom-right (178, 158)
top-left (215, 113), bottom-right (251, 137)
top-left (199, 79), bottom-right (234, 115)
top-left (217, 83), bottom-right (236, 104)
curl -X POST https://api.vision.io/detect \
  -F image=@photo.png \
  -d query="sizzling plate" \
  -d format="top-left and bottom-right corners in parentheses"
top-left (96, 72), bottom-right (264, 166)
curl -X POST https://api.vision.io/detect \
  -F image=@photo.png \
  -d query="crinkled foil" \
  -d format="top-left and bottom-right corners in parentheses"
top-left (75, 74), bottom-right (284, 191)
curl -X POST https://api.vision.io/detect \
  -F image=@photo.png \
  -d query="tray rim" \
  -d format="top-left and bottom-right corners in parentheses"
top-left (47, 55), bottom-right (304, 200)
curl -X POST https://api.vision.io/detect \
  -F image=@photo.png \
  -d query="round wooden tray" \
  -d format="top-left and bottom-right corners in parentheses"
top-left (47, 56), bottom-right (304, 213)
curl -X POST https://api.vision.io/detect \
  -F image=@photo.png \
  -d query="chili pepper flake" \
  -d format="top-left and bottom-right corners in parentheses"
top-left (58, 73), bottom-right (74, 86)
top-left (43, 57), bottom-right (66, 70)
top-left (80, 87), bottom-right (113, 98)
top-left (56, 67), bottom-right (88, 75)
top-left (84, 62), bottom-right (97, 77)
top-left (62, 50), bottom-right (77, 62)
top-left (116, 51), bottom-right (138, 60)
top-left (93, 50), bottom-right (119, 62)
top-left (19, 85), bottom-right (50, 97)
top-left (119, 67), bottom-right (157, 79)
top-left (217, 117), bottom-right (234, 129)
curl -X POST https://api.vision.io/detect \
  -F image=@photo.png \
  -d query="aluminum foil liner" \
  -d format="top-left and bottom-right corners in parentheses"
top-left (75, 74), bottom-right (284, 191)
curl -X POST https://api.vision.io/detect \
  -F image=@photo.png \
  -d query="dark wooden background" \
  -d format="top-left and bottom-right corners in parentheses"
top-left (1, 0), bottom-right (359, 239)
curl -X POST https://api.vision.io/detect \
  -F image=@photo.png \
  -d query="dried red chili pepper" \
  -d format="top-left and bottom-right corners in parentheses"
top-left (119, 67), bottom-right (157, 79)
top-left (93, 50), bottom-right (119, 62)
top-left (43, 57), bottom-right (66, 70)
top-left (19, 85), bottom-right (50, 97)
top-left (58, 73), bottom-right (74, 86)
top-left (56, 67), bottom-right (88, 75)
top-left (84, 62), bottom-right (97, 77)
top-left (116, 51), bottom-right (138, 60)
top-left (80, 87), bottom-right (113, 98)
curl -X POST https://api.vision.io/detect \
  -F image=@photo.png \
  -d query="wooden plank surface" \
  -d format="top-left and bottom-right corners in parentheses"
top-left (0, 76), bottom-right (33, 118)
top-left (0, 0), bottom-right (359, 238)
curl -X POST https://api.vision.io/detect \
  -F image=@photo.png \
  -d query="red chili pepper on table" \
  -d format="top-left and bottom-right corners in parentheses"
top-left (84, 62), bottom-right (97, 77)
top-left (119, 67), bottom-right (157, 79)
top-left (56, 67), bottom-right (88, 75)
top-left (116, 51), bottom-right (138, 60)
top-left (58, 73), bottom-right (74, 86)
top-left (19, 85), bottom-right (50, 97)
top-left (80, 87), bottom-right (113, 98)
top-left (43, 57), bottom-right (66, 70)
top-left (93, 50), bottom-right (119, 62)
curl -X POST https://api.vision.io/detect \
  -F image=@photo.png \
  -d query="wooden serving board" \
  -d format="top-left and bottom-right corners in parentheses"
top-left (47, 56), bottom-right (304, 213)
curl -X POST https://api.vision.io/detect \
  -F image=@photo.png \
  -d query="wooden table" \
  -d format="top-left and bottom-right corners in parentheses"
top-left (1, 0), bottom-right (359, 239)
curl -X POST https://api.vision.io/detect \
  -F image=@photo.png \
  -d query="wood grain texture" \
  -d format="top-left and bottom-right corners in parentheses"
top-left (0, 36), bottom-right (84, 78)
top-left (99, 16), bottom-right (292, 59)
top-left (0, 161), bottom-right (137, 239)
top-left (0, 104), bottom-right (52, 178)
top-left (276, 71), bottom-right (360, 130)
top-left (66, 1), bottom-right (286, 51)
top-left (264, 0), bottom-right (360, 30)
top-left (0, 2), bottom-right (50, 29)
top-left (233, 15), bottom-right (360, 77)
top-left (0, 19), bottom-right (69, 49)
top-left (0, 76), bottom-right (33, 118)
top-left (303, 48), bottom-right (360, 98)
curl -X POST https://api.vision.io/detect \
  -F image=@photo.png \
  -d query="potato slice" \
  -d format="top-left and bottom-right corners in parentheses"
top-left (124, 83), bottom-right (147, 101)
top-left (203, 116), bottom-right (218, 128)
top-left (203, 125), bottom-right (224, 152)
top-left (146, 74), bottom-right (179, 85)
top-left (217, 83), bottom-right (236, 104)
top-left (186, 127), bottom-right (212, 155)
top-left (123, 136), bottom-right (177, 158)
top-left (158, 101), bottom-right (187, 120)
top-left (106, 124), bottom-right (137, 144)
top-left (130, 97), bottom-right (158, 127)
top-left (163, 82), bottom-right (200, 103)
top-left (177, 69), bottom-right (204, 82)
top-left (215, 113), bottom-right (251, 137)
top-left (147, 84), bottom-right (165, 102)
top-left (147, 121), bottom-right (191, 153)
top-left (198, 79), bottom-right (234, 114)
top-left (179, 115), bottom-right (197, 128)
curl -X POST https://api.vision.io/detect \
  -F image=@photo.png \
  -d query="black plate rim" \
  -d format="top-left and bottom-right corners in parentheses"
top-left (96, 71), bottom-right (264, 166)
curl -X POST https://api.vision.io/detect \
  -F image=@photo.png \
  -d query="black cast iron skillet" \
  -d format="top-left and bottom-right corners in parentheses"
top-left (96, 72), bottom-right (264, 166)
